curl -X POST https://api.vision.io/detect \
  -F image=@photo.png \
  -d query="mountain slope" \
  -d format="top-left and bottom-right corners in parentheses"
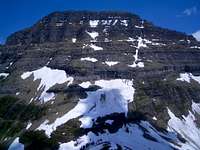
top-left (1, 11), bottom-right (200, 150)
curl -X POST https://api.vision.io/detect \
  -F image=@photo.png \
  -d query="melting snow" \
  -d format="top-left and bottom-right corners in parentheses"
top-left (120, 20), bottom-right (128, 27)
top-left (26, 122), bottom-right (32, 130)
top-left (86, 31), bottom-right (99, 40)
top-left (176, 73), bottom-right (200, 84)
top-left (6, 62), bottom-right (13, 69)
top-left (21, 66), bottom-right (73, 102)
top-left (129, 62), bottom-right (144, 68)
top-left (153, 116), bottom-right (157, 121)
top-left (72, 38), bottom-right (77, 43)
top-left (104, 61), bottom-right (119, 66)
top-left (89, 44), bottom-right (103, 51)
top-left (80, 57), bottom-right (98, 62)
top-left (135, 25), bottom-right (144, 29)
top-left (16, 92), bottom-right (20, 96)
top-left (89, 20), bottom-right (99, 28)
top-left (112, 19), bottom-right (118, 25)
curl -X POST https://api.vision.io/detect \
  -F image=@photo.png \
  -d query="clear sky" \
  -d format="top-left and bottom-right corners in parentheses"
top-left (0, 0), bottom-right (200, 44)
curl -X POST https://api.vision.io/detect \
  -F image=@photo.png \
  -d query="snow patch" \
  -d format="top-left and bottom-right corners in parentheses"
top-left (89, 20), bottom-right (99, 28)
top-left (143, 39), bottom-right (166, 46)
top-left (153, 116), bottom-right (157, 121)
top-left (72, 38), bottom-right (76, 43)
top-left (0, 73), bottom-right (9, 79)
top-left (21, 66), bottom-right (73, 102)
top-left (112, 19), bottom-right (118, 25)
top-left (120, 20), bottom-right (128, 26)
top-left (177, 73), bottom-right (200, 84)
top-left (137, 37), bottom-right (147, 48)
top-left (190, 46), bottom-right (200, 49)
top-left (59, 135), bottom-right (89, 150)
top-left (176, 73), bottom-right (191, 82)
top-left (104, 38), bottom-right (111, 42)
top-left (37, 96), bottom-right (91, 136)
top-left (167, 108), bottom-right (200, 150)
top-left (26, 122), bottom-right (32, 130)
top-left (80, 57), bottom-right (98, 62)
top-left (79, 81), bottom-right (91, 89)
top-left (6, 62), bottom-right (13, 69)
top-left (86, 31), bottom-right (99, 40)
top-left (104, 61), bottom-right (119, 66)
top-left (127, 37), bottom-right (136, 42)
top-left (16, 92), bottom-right (20, 96)
top-left (89, 44), bottom-right (103, 51)
top-left (135, 25), bottom-right (144, 29)
top-left (46, 57), bottom-right (52, 65)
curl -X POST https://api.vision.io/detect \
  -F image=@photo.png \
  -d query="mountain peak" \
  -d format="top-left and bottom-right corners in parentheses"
top-left (1, 10), bottom-right (200, 150)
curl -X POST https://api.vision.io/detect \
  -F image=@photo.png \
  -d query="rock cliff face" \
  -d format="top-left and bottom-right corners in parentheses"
top-left (1, 11), bottom-right (200, 150)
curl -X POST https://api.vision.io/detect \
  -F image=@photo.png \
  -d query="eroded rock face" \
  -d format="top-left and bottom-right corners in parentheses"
top-left (1, 11), bottom-right (200, 149)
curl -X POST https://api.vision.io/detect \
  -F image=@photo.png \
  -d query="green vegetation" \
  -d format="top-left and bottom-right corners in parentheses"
top-left (0, 119), bottom-right (24, 141)
top-left (20, 131), bottom-right (59, 150)
top-left (0, 95), bottom-right (46, 146)
top-left (0, 96), bottom-right (45, 122)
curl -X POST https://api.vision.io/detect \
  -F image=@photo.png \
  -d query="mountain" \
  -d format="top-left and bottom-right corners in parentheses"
top-left (1, 11), bottom-right (200, 150)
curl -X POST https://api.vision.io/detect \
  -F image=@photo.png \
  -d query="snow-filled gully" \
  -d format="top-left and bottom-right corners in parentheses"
top-left (128, 37), bottom-right (145, 68)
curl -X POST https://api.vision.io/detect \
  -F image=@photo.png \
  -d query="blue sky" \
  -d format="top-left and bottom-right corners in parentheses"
top-left (0, 0), bottom-right (200, 44)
